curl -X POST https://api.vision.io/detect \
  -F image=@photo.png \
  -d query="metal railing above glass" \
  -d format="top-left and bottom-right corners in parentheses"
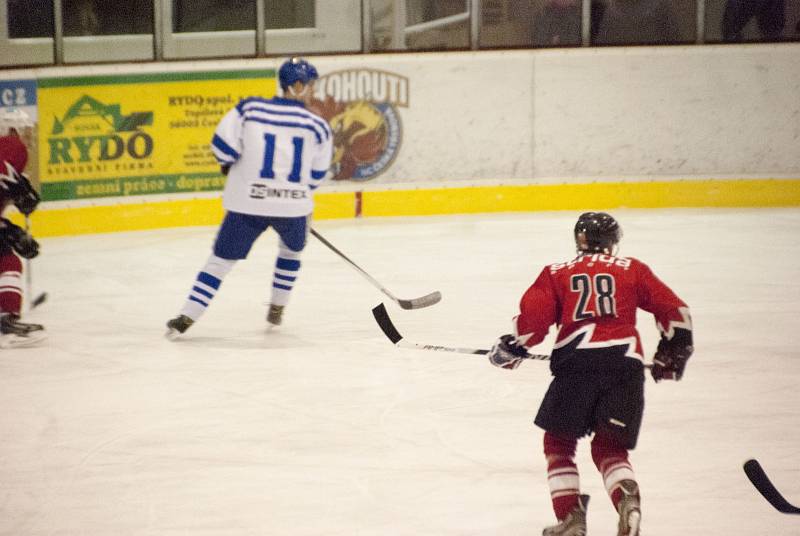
top-left (2, 0), bottom-right (799, 68)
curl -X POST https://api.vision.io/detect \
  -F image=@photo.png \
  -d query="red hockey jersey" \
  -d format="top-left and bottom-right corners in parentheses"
top-left (0, 135), bottom-right (29, 210)
top-left (0, 135), bottom-right (28, 175)
top-left (513, 253), bottom-right (691, 363)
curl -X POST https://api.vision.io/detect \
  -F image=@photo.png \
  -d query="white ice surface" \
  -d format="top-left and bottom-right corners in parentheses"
top-left (2, 208), bottom-right (799, 535)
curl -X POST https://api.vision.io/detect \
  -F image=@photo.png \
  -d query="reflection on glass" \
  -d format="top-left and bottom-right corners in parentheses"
top-left (722, 0), bottom-right (785, 42)
top-left (406, 22), bottom-right (469, 50)
top-left (173, 0), bottom-right (255, 32)
top-left (63, 0), bottom-right (153, 36)
top-left (7, 0), bottom-right (55, 38)
top-left (703, 0), bottom-right (797, 43)
top-left (481, 0), bottom-right (534, 48)
top-left (406, 0), bottom-right (466, 26)
top-left (591, 0), bottom-right (694, 45)
top-left (366, 0), bottom-right (469, 51)
top-left (529, 0), bottom-right (581, 47)
top-left (405, 0), bottom-right (469, 50)
top-left (264, 0), bottom-right (315, 30)
top-left (367, 0), bottom-right (397, 50)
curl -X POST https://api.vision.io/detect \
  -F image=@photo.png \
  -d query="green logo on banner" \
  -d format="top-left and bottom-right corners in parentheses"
top-left (48, 95), bottom-right (154, 164)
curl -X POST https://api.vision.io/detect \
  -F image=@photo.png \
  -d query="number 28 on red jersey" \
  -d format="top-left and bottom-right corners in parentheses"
top-left (513, 253), bottom-right (691, 362)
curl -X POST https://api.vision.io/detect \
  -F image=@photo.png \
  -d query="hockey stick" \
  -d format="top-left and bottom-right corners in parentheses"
top-left (310, 228), bottom-right (441, 310)
top-left (371, 302), bottom-right (551, 359)
top-left (372, 303), bottom-right (655, 370)
top-left (24, 215), bottom-right (47, 310)
top-left (743, 459), bottom-right (800, 514)
top-left (31, 292), bottom-right (47, 308)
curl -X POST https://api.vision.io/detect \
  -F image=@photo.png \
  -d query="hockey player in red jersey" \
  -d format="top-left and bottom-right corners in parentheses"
top-left (487, 212), bottom-right (693, 536)
top-left (0, 109), bottom-right (44, 348)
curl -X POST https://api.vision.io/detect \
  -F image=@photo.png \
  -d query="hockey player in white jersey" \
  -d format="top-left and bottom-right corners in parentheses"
top-left (167, 57), bottom-right (333, 337)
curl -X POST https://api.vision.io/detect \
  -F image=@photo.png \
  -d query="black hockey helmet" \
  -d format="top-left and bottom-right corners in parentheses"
top-left (574, 212), bottom-right (622, 254)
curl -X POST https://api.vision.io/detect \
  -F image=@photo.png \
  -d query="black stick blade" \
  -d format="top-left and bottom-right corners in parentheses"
top-left (371, 303), bottom-right (403, 344)
top-left (744, 459), bottom-right (800, 514)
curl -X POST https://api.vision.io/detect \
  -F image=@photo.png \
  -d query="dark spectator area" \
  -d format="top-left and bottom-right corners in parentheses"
top-left (3, 0), bottom-right (800, 67)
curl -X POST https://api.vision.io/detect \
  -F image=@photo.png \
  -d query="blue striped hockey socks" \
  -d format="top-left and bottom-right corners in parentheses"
top-left (179, 254), bottom-right (236, 320)
top-left (270, 244), bottom-right (301, 307)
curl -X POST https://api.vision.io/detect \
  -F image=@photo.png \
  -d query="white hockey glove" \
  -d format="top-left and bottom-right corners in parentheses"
top-left (488, 334), bottom-right (528, 370)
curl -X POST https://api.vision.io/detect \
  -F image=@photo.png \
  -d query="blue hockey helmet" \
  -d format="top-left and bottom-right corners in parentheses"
top-left (279, 57), bottom-right (319, 91)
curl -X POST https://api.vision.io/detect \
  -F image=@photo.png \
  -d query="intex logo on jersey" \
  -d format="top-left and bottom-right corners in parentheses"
top-left (307, 69), bottom-right (407, 182)
top-left (249, 183), bottom-right (308, 200)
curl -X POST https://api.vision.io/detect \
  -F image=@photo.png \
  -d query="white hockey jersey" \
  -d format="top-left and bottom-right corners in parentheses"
top-left (211, 96), bottom-right (333, 217)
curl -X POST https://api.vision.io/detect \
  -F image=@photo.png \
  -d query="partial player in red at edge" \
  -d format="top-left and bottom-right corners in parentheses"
top-left (0, 109), bottom-right (45, 348)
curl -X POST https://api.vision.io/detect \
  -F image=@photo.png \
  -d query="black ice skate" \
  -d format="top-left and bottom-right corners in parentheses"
top-left (543, 494), bottom-right (589, 536)
top-left (616, 480), bottom-right (641, 536)
top-left (0, 313), bottom-right (46, 348)
top-left (266, 304), bottom-right (284, 326)
top-left (165, 314), bottom-right (194, 340)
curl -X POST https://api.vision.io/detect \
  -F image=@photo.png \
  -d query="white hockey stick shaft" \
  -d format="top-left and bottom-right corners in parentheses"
top-left (371, 303), bottom-right (550, 359)
top-left (310, 228), bottom-right (441, 310)
top-left (23, 215), bottom-right (47, 310)
top-left (24, 215), bottom-right (32, 310)
top-left (396, 338), bottom-right (550, 359)
top-left (372, 303), bottom-right (653, 368)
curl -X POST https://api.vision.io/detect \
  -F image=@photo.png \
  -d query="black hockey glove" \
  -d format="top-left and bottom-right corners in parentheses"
top-left (488, 334), bottom-right (528, 370)
top-left (651, 334), bottom-right (693, 382)
top-left (0, 167), bottom-right (40, 215)
top-left (14, 174), bottom-right (40, 215)
top-left (0, 218), bottom-right (39, 259)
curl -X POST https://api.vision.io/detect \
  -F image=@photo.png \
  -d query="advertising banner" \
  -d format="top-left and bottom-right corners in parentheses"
top-left (308, 68), bottom-right (408, 182)
top-left (1, 78), bottom-right (39, 188)
top-left (0, 78), bottom-right (37, 118)
top-left (37, 70), bottom-right (275, 201)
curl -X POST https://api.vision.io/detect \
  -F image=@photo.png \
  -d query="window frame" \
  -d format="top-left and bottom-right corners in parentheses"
top-left (0, 1), bottom-right (55, 66)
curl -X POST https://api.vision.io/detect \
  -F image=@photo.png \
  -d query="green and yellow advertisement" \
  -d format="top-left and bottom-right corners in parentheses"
top-left (38, 70), bottom-right (275, 201)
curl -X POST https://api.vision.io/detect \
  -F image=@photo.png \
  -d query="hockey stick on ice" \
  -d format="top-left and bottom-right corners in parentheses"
top-left (371, 303), bottom-right (551, 359)
top-left (743, 459), bottom-right (800, 514)
top-left (311, 228), bottom-right (441, 310)
top-left (24, 215), bottom-right (47, 310)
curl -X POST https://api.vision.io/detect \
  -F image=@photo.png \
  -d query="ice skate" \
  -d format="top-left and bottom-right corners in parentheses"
top-left (267, 304), bottom-right (284, 326)
top-left (616, 480), bottom-right (641, 536)
top-left (0, 313), bottom-right (46, 348)
top-left (543, 495), bottom-right (589, 536)
top-left (166, 314), bottom-right (194, 340)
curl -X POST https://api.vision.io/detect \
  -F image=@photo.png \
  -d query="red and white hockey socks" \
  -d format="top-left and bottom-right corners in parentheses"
top-left (544, 432), bottom-right (580, 520)
top-left (0, 253), bottom-right (23, 315)
top-left (590, 431), bottom-right (638, 510)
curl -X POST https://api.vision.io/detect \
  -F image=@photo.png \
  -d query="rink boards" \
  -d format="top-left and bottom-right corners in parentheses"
top-left (4, 45), bottom-right (799, 237)
top-left (20, 177), bottom-right (800, 237)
